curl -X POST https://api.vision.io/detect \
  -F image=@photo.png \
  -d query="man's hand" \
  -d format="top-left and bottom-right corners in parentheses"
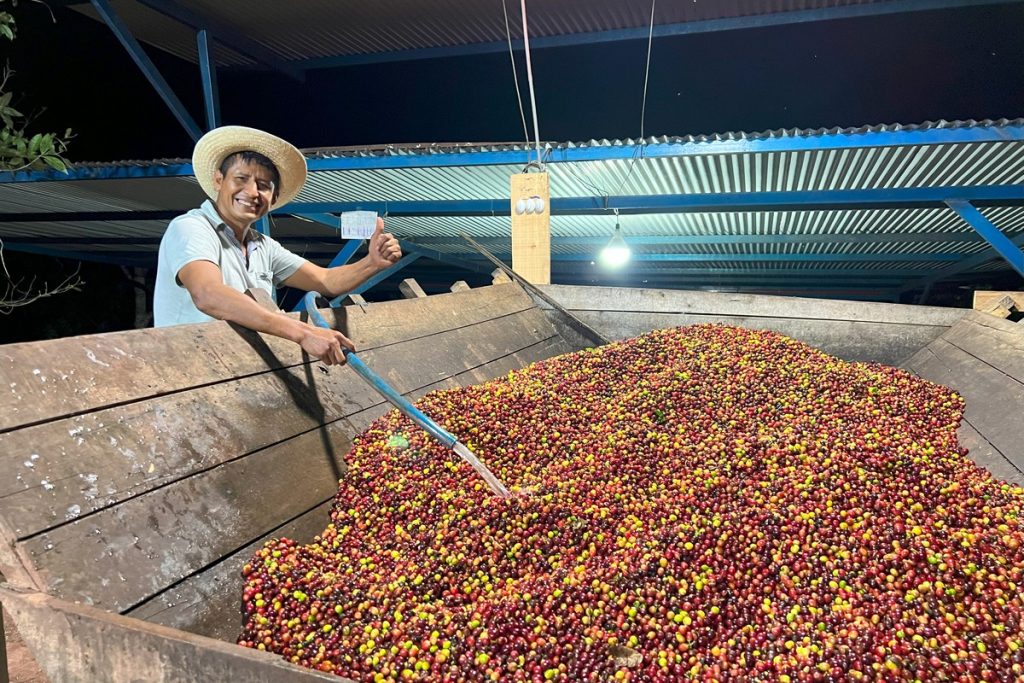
top-left (368, 218), bottom-right (402, 270)
top-left (297, 324), bottom-right (356, 366)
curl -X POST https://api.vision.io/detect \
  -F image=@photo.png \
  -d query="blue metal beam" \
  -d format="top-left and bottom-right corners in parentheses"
top-left (90, 0), bottom-right (203, 143)
top-left (254, 217), bottom-right (270, 236)
top-left (899, 232), bottom-right (1024, 293)
top-left (549, 253), bottom-right (962, 263)
top-left (275, 186), bottom-right (1024, 216)
top-left (293, 213), bottom-right (341, 229)
top-left (197, 29), bottom-right (220, 130)
top-left (400, 242), bottom-right (491, 273)
top-left (135, 0), bottom-right (305, 82)
top-left (327, 240), bottom-right (363, 267)
top-left (298, 0), bottom-right (1020, 68)
top-left (328, 253), bottom-right (422, 305)
top-left (945, 200), bottom-right (1024, 278)
top-left (4, 232), bottom-right (1000, 249)
top-left (409, 232), bottom-right (997, 248)
top-left (6, 127), bottom-right (1024, 181)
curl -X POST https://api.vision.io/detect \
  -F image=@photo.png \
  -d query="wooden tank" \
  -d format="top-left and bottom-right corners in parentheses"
top-left (1, 282), bottom-right (1021, 682)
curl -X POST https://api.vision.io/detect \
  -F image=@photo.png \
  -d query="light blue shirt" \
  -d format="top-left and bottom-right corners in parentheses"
top-left (153, 200), bottom-right (306, 327)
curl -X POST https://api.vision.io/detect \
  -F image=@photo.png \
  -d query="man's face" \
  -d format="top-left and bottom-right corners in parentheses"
top-left (212, 158), bottom-right (278, 229)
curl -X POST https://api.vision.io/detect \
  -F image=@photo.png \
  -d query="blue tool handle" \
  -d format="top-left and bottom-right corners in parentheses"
top-left (302, 292), bottom-right (458, 448)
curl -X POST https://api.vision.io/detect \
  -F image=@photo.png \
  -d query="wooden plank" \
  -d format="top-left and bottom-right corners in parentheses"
top-left (14, 307), bottom-right (560, 611)
top-left (0, 364), bottom-right (375, 540)
top-left (973, 290), bottom-right (1024, 312)
top-left (0, 284), bottom-right (533, 432)
top-left (20, 422), bottom-right (354, 612)
top-left (956, 420), bottom-right (1024, 486)
top-left (541, 284), bottom-right (968, 326)
top-left (0, 586), bottom-right (341, 683)
top-left (912, 339), bottom-right (1024, 474)
top-left (128, 499), bottom-right (335, 641)
top-left (942, 316), bottom-right (1024, 382)
top-left (0, 299), bottom-right (550, 541)
top-left (510, 172), bottom-right (551, 285)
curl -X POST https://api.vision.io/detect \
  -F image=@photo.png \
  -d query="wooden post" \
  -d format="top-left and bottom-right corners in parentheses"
top-left (491, 268), bottom-right (512, 285)
top-left (449, 281), bottom-right (471, 293)
top-left (510, 172), bottom-right (551, 285)
top-left (398, 279), bottom-right (427, 299)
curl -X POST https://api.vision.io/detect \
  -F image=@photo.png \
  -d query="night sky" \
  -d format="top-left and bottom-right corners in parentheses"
top-left (2, 2), bottom-right (1024, 341)
top-left (10, 2), bottom-right (1024, 161)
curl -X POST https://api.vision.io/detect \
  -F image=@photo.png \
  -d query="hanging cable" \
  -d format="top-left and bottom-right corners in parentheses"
top-left (502, 0), bottom-right (531, 149)
top-left (639, 0), bottom-right (657, 141)
top-left (519, 0), bottom-right (543, 168)
top-left (610, 0), bottom-right (657, 198)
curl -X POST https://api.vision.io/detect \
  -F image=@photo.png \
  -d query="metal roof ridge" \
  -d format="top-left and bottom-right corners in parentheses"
top-left (29, 118), bottom-right (1024, 170)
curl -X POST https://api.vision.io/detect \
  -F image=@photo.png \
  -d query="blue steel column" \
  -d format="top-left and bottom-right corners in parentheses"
top-left (197, 30), bottom-right (221, 130)
top-left (945, 200), bottom-right (1024, 278)
top-left (329, 253), bottom-right (422, 306)
top-left (90, 0), bottom-right (203, 142)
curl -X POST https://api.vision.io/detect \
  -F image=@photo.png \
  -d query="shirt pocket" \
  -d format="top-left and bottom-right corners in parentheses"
top-left (251, 269), bottom-right (275, 288)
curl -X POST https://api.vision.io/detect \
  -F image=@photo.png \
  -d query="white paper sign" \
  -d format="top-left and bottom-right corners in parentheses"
top-left (340, 211), bottom-right (378, 240)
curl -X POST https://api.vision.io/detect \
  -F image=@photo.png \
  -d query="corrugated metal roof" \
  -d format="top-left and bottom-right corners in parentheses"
top-left (72, 0), bottom-right (906, 67)
top-left (1, 119), bottom-right (1022, 299)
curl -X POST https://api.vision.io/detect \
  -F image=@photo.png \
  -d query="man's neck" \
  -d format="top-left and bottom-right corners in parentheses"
top-left (213, 207), bottom-right (252, 243)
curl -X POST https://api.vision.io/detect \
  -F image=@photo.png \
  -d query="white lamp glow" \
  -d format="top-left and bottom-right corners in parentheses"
top-left (599, 222), bottom-right (631, 268)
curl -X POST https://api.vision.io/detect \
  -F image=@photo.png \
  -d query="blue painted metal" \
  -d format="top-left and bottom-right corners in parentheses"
top-left (275, 186), bottom-right (1024, 217)
top-left (400, 242), bottom-right (491, 273)
top-left (553, 253), bottom-right (964, 263)
top-left (328, 240), bottom-right (363, 268)
top-left (327, 253), bottom-right (422, 305)
top-left (6, 125), bottom-right (1024, 181)
top-left (299, 0), bottom-right (1016, 68)
top-left (945, 200), bottom-right (1024, 277)
top-left (899, 232), bottom-right (1024, 293)
top-left (302, 291), bottom-right (457, 448)
top-left (411, 232), bottom-right (992, 248)
top-left (135, 0), bottom-right (305, 82)
top-left (197, 30), bottom-right (221, 131)
top-left (292, 213), bottom-right (341, 229)
top-left (254, 217), bottom-right (270, 236)
top-left (90, 0), bottom-right (203, 143)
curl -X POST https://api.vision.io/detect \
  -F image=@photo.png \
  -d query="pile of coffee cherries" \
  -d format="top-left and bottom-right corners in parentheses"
top-left (239, 325), bottom-right (1023, 682)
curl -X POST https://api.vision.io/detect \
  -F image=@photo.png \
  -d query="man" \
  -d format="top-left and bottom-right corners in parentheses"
top-left (154, 126), bottom-right (402, 365)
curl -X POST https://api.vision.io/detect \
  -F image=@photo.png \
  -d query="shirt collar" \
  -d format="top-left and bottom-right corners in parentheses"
top-left (200, 199), bottom-right (259, 245)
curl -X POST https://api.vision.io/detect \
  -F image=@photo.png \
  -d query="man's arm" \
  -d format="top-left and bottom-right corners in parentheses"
top-left (178, 260), bottom-right (354, 365)
top-left (282, 218), bottom-right (402, 297)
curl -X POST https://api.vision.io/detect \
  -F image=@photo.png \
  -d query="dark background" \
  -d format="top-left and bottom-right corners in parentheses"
top-left (3, 2), bottom-right (1024, 341)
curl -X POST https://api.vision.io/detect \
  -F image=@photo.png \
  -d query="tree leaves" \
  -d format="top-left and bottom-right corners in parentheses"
top-left (0, 5), bottom-right (72, 174)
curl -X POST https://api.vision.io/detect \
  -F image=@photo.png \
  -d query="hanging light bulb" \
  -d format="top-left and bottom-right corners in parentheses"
top-left (599, 213), bottom-right (631, 268)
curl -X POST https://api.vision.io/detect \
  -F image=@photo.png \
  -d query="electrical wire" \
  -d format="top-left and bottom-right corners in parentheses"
top-left (610, 0), bottom-right (657, 198)
top-left (519, 0), bottom-right (543, 168)
top-left (501, 0), bottom-right (531, 149)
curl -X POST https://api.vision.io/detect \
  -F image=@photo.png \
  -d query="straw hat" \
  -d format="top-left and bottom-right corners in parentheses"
top-left (192, 125), bottom-right (308, 208)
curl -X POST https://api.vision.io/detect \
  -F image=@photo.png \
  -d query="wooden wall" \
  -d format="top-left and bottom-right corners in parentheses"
top-left (904, 312), bottom-right (1024, 486)
top-left (537, 285), bottom-right (967, 365)
top-left (0, 283), bottom-right (577, 644)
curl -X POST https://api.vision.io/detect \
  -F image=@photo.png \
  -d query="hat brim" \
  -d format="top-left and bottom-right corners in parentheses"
top-left (192, 126), bottom-right (308, 209)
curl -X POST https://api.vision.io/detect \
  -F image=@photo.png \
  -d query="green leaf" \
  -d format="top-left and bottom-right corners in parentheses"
top-left (28, 132), bottom-right (41, 154)
top-left (0, 92), bottom-right (12, 108)
top-left (0, 24), bottom-right (12, 40)
top-left (39, 133), bottom-right (53, 155)
top-left (42, 155), bottom-right (66, 173)
top-left (5, 106), bottom-right (22, 118)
